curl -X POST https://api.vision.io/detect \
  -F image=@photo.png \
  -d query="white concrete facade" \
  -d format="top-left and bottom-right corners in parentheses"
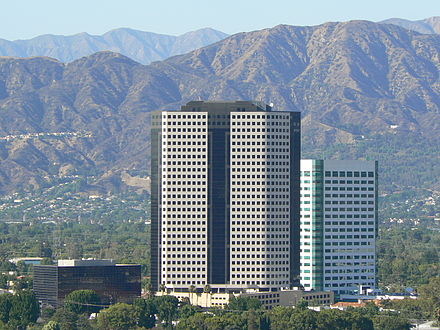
top-left (300, 160), bottom-right (378, 295)
top-left (230, 112), bottom-right (291, 288)
top-left (157, 112), bottom-right (209, 287)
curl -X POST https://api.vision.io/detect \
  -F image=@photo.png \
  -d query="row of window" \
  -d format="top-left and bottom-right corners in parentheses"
top-left (163, 140), bottom-right (205, 145)
top-left (163, 207), bottom-right (206, 211)
top-left (165, 234), bottom-right (206, 238)
top-left (232, 234), bottom-right (289, 238)
top-left (162, 227), bottom-right (205, 232)
top-left (231, 141), bottom-right (289, 146)
top-left (231, 154), bottom-right (290, 159)
top-left (163, 214), bottom-right (206, 218)
top-left (163, 254), bottom-right (204, 259)
top-left (164, 161), bottom-right (206, 166)
top-left (232, 187), bottom-right (289, 192)
top-left (231, 134), bottom-right (289, 140)
top-left (154, 114), bottom-right (206, 119)
top-left (232, 114), bottom-right (290, 119)
top-left (231, 161), bottom-right (289, 166)
top-left (165, 187), bottom-right (206, 192)
top-left (325, 171), bottom-right (374, 178)
top-left (323, 234), bottom-right (375, 239)
top-left (164, 274), bottom-right (205, 278)
top-left (165, 147), bottom-right (206, 152)
top-left (231, 221), bottom-right (288, 225)
top-left (231, 247), bottom-right (288, 252)
top-left (324, 187), bottom-right (374, 191)
top-left (324, 242), bottom-right (374, 246)
top-left (163, 181), bottom-right (206, 186)
top-left (232, 194), bottom-right (289, 198)
top-left (232, 201), bottom-right (289, 206)
top-left (165, 194), bottom-right (205, 198)
top-left (231, 273), bottom-right (288, 278)
top-left (164, 221), bottom-right (205, 225)
top-left (232, 128), bottom-right (288, 132)
top-left (232, 148), bottom-right (289, 152)
top-left (165, 268), bottom-right (206, 272)
top-left (231, 281), bottom-right (288, 285)
top-left (163, 154), bottom-right (206, 159)
top-left (163, 134), bottom-right (206, 138)
top-left (232, 181), bottom-right (289, 186)
top-left (231, 240), bottom-right (289, 245)
top-left (323, 207), bottom-right (375, 211)
top-left (232, 267), bottom-right (288, 272)
top-left (165, 127), bottom-right (206, 132)
top-left (163, 280), bottom-right (205, 285)
top-left (164, 247), bottom-right (206, 251)
top-left (324, 180), bottom-right (374, 185)
top-left (233, 168), bottom-right (289, 173)
top-left (324, 214), bottom-right (375, 218)
top-left (231, 207), bottom-right (289, 211)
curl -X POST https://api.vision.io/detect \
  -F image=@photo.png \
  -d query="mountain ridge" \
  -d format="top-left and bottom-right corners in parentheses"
top-left (0, 20), bottom-right (439, 196)
top-left (0, 27), bottom-right (228, 64)
top-left (379, 17), bottom-right (440, 34)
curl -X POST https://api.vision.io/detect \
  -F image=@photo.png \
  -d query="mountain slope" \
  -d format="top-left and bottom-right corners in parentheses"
top-left (0, 20), bottom-right (439, 195)
top-left (380, 17), bottom-right (440, 34)
top-left (0, 28), bottom-right (228, 64)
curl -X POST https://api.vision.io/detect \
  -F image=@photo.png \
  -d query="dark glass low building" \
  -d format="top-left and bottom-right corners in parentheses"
top-left (33, 259), bottom-right (141, 307)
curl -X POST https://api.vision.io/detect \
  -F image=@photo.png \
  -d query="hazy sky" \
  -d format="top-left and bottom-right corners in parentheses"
top-left (1, 0), bottom-right (439, 40)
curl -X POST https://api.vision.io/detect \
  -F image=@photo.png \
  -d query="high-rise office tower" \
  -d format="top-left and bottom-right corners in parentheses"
top-left (150, 101), bottom-right (301, 293)
top-left (300, 160), bottom-right (378, 295)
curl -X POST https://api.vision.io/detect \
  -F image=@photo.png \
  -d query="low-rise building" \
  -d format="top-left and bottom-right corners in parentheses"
top-left (33, 259), bottom-right (141, 307)
top-left (158, 286), bottom-right (334, 309)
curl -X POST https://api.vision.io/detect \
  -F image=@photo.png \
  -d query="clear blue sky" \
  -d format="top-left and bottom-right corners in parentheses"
top-left (1, 0), bottom-right (439, 40)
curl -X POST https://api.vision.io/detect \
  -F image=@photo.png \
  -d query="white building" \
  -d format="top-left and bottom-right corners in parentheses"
top-left (150, 101), bottom-right (301, 294)
top-left (300, 160), bottom-right (378, 295)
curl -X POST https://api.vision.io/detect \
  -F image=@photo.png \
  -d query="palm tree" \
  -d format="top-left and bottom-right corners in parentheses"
top-left (159, 283), bottom-right (166, 295)
top-left (189, 285), bottom-right (196, 305)
top-left (203, 284), bottom-right (211, 308)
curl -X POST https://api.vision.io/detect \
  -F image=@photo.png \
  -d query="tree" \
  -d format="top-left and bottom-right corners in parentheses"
top-left (8, 290), bottom-right (40, 328)
top-left (289, 308), bottom-right (319, 330)
top-left (97, 303), bottom-right (140, 330)
top-left (42, 320), bottom-right (61, 330)
top-left (0, 293), bottom-right (13, 323)
top-left (189, 284), bottom-right (196, 305)
top-left (176, 312), bottom-right (212, 330)
top-left (203, 284), bottom-right (211, 307)
top-left (373, 314), bottom-right (411, 330)
top-left (227, 296), bottom-right (262, 311)
top-left (418, 276), bottom-right (440, 316)
top-left (159, 283), bottom-right (166, 294)
top-left (51, 308), bottom-right (79, 330)
top-left (155, 295), bottom-right (179, 327)
top-left (64, 289), bottom-right (101, 315)
top-left (179, 303), bottom-right (202, 320)
top-left (296, 299), bottom-right (309, 310)
top-left (134, 298), bottom-right (157, 328)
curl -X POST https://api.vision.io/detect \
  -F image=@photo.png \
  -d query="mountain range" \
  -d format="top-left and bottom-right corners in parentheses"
top-left (0, 28), bottom-right (228, 65)
top-left (0, 18), bottom-right (439, 66)
top-left (0, 19), bottom-right (439, 196)
top-left (380, 17), bottom-right (440, 34)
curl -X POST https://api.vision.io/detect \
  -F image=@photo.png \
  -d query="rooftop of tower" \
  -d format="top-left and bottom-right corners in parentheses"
top-left (180, 100), bottom-right (273, 113)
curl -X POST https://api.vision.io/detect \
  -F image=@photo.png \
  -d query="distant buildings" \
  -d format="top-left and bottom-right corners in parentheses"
top-left (300, 160), bottom-right (378, 295)
top-left (9, 257), bottom-right (43, 265)
top-left (33, 259), bottom-right (141, 307)
top-left (150, 101), bottom-right (301, 294)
